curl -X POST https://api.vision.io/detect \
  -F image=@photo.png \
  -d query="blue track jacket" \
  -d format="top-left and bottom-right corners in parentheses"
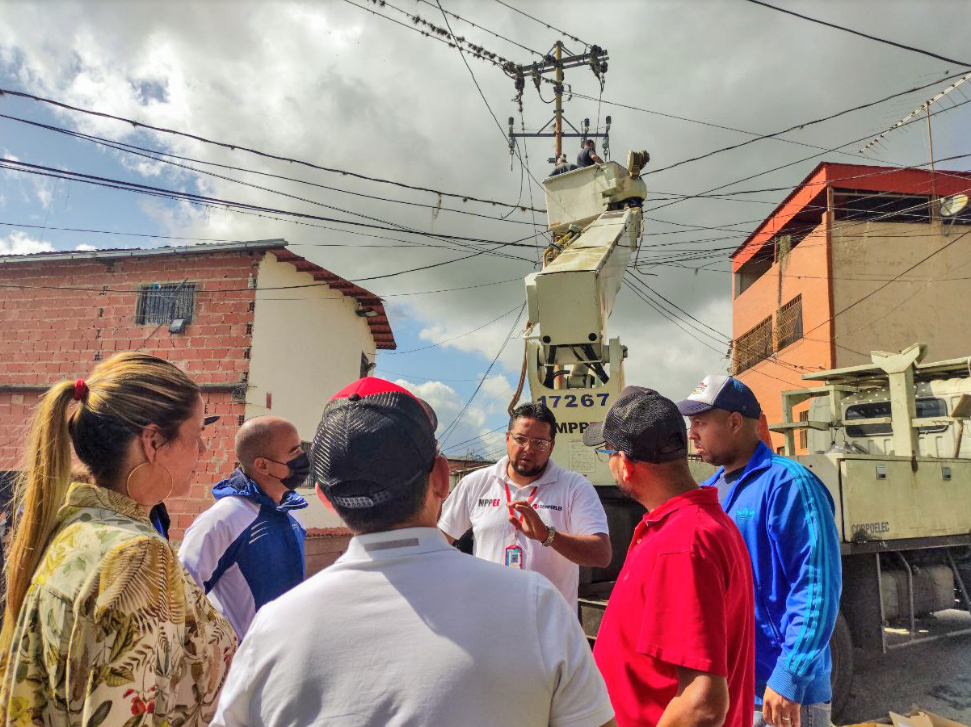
top-left (701, 442), bottom-right (841, 705)
top-left (179, 469), bottom-right (307, 638)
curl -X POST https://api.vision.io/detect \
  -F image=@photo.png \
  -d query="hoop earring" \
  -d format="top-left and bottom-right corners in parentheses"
top-left (126, 462), bottom-right (174, 506)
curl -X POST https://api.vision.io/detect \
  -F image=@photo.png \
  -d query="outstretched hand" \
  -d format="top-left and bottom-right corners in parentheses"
top-left (508, 501), bottom-right (550, 543)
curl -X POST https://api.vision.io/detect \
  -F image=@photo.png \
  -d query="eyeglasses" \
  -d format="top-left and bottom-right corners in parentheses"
top-left (594, 448), bottom-right (619, 463)
top-left (508, 433), bottom-right (553, 452)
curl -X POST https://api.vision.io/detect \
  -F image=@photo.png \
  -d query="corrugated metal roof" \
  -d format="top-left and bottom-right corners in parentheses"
top-left (730, 163), bottom-right (971, 266)
top-left (0, 239), bottom-right (287, 265)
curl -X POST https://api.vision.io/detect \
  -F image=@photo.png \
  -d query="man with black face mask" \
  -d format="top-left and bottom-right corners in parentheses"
top-left (180, 416), bottom-right (309, 638)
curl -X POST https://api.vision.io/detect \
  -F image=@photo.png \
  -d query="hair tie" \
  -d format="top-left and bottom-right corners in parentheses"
top-left (73, 379), bottom-right (88, 402)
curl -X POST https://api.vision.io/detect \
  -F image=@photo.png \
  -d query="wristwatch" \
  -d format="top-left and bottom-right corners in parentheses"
top-left (542, 525), bottom-right (557, 547)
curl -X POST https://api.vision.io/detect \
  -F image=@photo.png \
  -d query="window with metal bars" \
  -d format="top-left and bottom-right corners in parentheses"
top-left (732, 316), bottom-right (773, 374)
top-left (775, 295), bottom-right (803, 351)
top-left (134, 283), bottom-right (196, 325)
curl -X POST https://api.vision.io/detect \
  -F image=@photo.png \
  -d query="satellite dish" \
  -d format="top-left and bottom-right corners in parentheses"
top-left (940, 193), bottom-right (969, 217)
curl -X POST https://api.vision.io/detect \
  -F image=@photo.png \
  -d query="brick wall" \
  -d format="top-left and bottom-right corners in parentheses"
top-left (0, 250), bottom-right (262, 538)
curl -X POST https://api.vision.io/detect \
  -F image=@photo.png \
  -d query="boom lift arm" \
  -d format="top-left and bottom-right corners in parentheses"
top-left (523, 152), bottom-right (648, 485)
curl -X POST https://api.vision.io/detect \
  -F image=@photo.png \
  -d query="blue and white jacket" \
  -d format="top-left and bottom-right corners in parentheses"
top-left (702, 442), bottom-right (842, 706)
top-left (179, 469), bottom-right (307, 638)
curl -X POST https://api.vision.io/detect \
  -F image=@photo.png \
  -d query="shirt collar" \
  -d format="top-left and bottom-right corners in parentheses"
top-left (494, 455), bottom-right (561, 489)
top-left (341, 527), bottom-right (452, 562)
top-left (642, 487), bottom-right (719, 526)
top-left (62, 481), bottom-right (151, 524)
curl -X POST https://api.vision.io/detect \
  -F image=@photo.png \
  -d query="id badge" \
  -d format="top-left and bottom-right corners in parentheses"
top-left (504, 544), bottom-right (524, 569)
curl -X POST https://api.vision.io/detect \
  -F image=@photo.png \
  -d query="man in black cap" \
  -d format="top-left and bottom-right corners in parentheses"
top-left (212, 377), bottom-right (616, 727)
top-left (583, 386), bottom-right (754, 727)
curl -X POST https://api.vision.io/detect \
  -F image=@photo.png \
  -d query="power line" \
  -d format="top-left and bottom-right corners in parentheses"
top-left (439, 302), bottom-right (526, 446)
top-left (625, 276), bottom-right (814, 376)
top-left (386, 303), bottom-right (523, 355)
top-left (433, 0), bottom-right (569, 226)
top-left (622, 280), bottom-right (799, 387)
top-left (0, 157), bottom-right (543, 257)
top-left (340, 0), bottom-right (514, 71)
top-left (571, 91), bottom-right (863, 160)
top-left (380, 277), bottom-right (521, 297)
top-left (413, 0), bottom-right (544, 57)
top-left (640, 82), bottom-right (971, 220)
top-left (488, 0), bottom-right (589, 49)
top-left (440, 426), bottom-right (508, 454)
top-left (375, 368), bottom-right (489, 383)
top-left (0, 86), bottom-right (543, 213)
top-left (742, 0), bottom-right (971, 67)
top-left (0, 113), bottom-right (538, 227)
top-left (644, 69), bottom-right (971, 176)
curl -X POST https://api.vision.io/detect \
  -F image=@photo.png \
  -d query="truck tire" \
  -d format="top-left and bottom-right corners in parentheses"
top-left (830, 612), bottom-right (854, 721)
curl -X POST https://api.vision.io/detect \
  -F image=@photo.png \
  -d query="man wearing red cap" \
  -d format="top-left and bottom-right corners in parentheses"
top-left (212, 378), bottom-right (616, 727)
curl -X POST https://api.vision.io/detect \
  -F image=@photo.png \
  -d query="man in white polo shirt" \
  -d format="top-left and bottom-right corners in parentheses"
top-left (439, 402), bottom-right (611, 612)
top-left (212, 378), bottom-right (616, 727)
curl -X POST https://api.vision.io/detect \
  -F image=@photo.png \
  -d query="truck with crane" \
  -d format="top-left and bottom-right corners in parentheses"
top-left (521, 154), bottom-right (971, 718)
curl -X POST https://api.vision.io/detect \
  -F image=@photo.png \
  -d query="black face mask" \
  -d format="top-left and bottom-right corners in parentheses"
top-left (266, 451), bottom-right (311, 489)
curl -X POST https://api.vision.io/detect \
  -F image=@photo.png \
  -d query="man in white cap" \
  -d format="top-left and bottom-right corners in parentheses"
top-left (677, 375), bottom-right (841, 727)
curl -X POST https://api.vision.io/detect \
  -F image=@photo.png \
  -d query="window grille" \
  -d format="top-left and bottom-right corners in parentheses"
top-left (732, 316), bottom-right (773, 374)
top-left (135, 283), bottom-right (196, 325)
top-left (775, 295), bottom-right (803, 351)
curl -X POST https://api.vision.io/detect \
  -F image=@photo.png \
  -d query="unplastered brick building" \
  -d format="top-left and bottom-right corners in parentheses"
top-left (0, 239), bottom-right (394, 560)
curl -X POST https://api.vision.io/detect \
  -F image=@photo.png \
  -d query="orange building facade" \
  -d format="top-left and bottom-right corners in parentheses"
top-left (730, 162), bottom-right (971, 451)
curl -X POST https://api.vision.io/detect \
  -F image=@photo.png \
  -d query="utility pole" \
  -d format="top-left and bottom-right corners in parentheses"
top-left (926, 105), bottom-right (938, 220)
top-left (507, 41), bottom-right (609, 164)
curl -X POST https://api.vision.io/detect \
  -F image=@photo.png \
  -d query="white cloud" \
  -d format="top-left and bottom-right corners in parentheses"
top-left (74, 244), bottom-right (98, 251)
top-left (393, 378), bottom-right (503, 461)
top-left (36, 184), bottom-right (53, 210)
top-left (0, 0), bottom-right (963, 410)
top-left (0, 231), bottom-right (54, 255)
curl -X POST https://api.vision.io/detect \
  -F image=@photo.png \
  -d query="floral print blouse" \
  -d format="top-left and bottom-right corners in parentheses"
top-left (0, 483), bottom-right (237, 727)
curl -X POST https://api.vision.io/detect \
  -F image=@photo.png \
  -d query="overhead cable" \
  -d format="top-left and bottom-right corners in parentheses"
top-left (641, 84), bottom-right (971, 218)
top-left (386, 303), bottom-right (524, 355)
top-left (413, 0), bottom-right (544, 57)
top-left (0, 157), bottom-right (543, 256)
top-left (742, 0), bottom-right (971, 67)
top-left (438, 302), bottom-right (527, 446)
top-left (0, 86), bottom-right (544, 213)
top-left (488, 0), bottom-right (589, 48)
top-left (644, 70), bottom-right (971, 176)
top-left (0, 113), bottom-right (537, 227)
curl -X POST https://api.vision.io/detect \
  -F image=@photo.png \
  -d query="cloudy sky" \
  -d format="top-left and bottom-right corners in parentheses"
top-left (0, 0), bottom-right (968, 459)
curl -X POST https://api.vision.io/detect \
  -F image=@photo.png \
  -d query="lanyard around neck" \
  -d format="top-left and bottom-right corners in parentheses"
top-left (503, 482), bottom-right (538, 523)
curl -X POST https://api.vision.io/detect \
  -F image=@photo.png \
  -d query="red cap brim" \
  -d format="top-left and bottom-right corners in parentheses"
top-left (331, 377), bottom-right (417, 402)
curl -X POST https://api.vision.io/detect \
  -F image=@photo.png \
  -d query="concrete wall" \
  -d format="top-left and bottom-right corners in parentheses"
top-left (246, 253), bottom-right (376, 436)
top-left (832, 220), bottom-right (971, 367)
top-left (247, 253), bottom-right (377, 532)
top-left (732, 221), bottom-right (834, 450)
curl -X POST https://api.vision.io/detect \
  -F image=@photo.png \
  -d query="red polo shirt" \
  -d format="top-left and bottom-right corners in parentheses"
top-left (593, 487), bottom-right (754, 727)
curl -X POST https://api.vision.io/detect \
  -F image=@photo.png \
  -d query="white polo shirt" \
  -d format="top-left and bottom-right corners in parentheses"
top-left (438, 456), bottom-right (609, 612)
top-left (211, 528), bottom-right (614, 727)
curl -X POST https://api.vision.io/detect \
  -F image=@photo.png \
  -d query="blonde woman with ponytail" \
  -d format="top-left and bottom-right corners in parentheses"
top-left (0, 352), bottom-right (236, 727)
